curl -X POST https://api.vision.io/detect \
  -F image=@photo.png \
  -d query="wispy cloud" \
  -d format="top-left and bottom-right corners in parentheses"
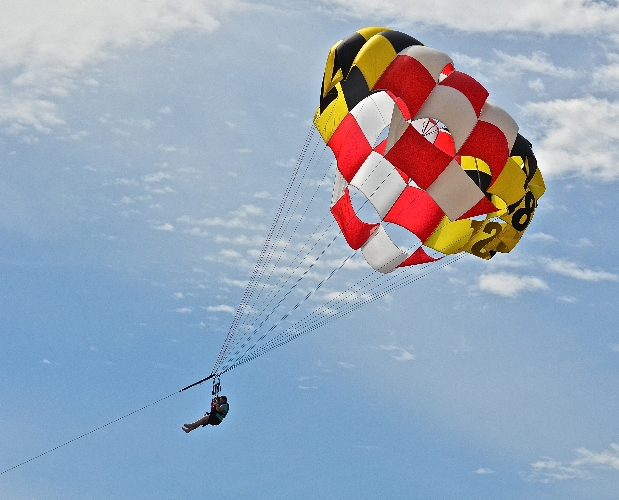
top-left (478, 272), bottom-right (549, 298)
top-left (454, 50), bottom-right (579, 81)
top-left (474, 468), bottom-right (496, 475)
top-left (205, 304), bottom-right (235, 314)
top-left (542, 258), bottom-right (619, 282)
top-left (526, 443), bottom-right (619, 483)
top-left (221, 277), bottom-right (249, 288)
top-left (143, 172), bottom-right (172, 183)
top-left (319, 0), bottom-right (619, 35)
top-left (0, 1), bottom-right (237, 135)
top-left (177, 205), bottom-right (266, 231)
top-left (379, 344), bottom-right (415, 361)
top-left (528, 232), bottom-right (558, 242)
top-left (592, 54), bottom-right (619, 93)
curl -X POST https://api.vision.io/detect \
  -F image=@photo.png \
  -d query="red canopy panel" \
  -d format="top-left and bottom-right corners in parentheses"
top-left (383, 186), bottom-right (445, 241)
top-left (330, 187), bottom-right (379, 250)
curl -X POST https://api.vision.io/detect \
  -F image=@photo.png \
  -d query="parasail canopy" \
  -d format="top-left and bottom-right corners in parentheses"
top-left (314, 27), bottom-right (545, 273)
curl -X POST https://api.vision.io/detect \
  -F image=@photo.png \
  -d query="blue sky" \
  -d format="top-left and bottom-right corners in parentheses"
top-left (2, 1), bottom-right (619, 499)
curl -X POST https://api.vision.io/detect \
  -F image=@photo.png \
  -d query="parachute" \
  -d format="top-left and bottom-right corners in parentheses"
top-left (129, 26), bottom-right (549, 440)
top-left (0, 29), bottom-right (548, 473)
top-left (208, 27), bottom-right (545, 378)
top-left (315, 27), bottom-right (545, 273)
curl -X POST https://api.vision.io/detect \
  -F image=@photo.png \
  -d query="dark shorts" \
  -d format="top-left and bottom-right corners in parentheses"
top-left (202, 412), bottom-right (221, 426)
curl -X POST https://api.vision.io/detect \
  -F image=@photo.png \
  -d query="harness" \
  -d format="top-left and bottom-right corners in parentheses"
top-left (211, 376), bottom-right (228, 421)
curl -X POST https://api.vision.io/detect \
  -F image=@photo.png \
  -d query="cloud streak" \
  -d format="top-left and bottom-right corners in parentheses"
top-left (205, 304), bottom-right (235, 314)
top-left (0, 0), bottom-right (237, 133)
top-left (542, 258), bottom-right (619, 282)
top-left (454, 50), bottom-right (580, 81)
top-left (320, 0), bottom-right (619, 35)
top-left (478, 272), bottom-right (549, 298)
top-left (527, 443), bottom-right (619, 482)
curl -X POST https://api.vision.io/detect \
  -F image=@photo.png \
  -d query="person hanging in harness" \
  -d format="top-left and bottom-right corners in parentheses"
top-left (182, 395), bottom-right (229, 433)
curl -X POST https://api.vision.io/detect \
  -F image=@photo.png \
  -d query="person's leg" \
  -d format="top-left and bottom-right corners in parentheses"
top-left (183, 414), bottom-right (210, 432)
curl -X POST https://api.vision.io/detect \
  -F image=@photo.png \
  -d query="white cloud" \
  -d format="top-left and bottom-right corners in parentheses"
top-left (528, 232), bottom-right (558, 242)
top-left (474, 468), bottom-right (496, 475)
top-left (143, 172), bottom-right (172, 183)
top-left (177, 213), bottom-right (265, 230)
top-left (523, 96), bottom-right (619, 180)
top-left (527, 457), bottom-right (589, 482)
top-left (478, 272), bottom-right (549, 298)
top-left (175, 307), bottom-right (192, 314)
top-left (528, 78), bottom-right (545, 95)
top-left (320, 0), bottom-right (619, 35)
top-left (574, 238), bottom-right (593, 248)
top-left (231, 204), bottom-right (263, 217)
top-left (592, 54), bottom-right (619, 92)
top-left (379, 344), bottom-right (415, 361)
top-left (275, 158), bottom-right (297, 168)
top-left (154, 223), bottom-right (175, 231)
top-left (206, 304), bottom-right (235, 314)
top-left (221, 277), bottom-right (249, 288)
top-left (114, 178), bottom-right (139, 186)
top-left (527, 443), bottom-right (619, 483)
top-left (220, 249), bottom-right (242, 259)
top-left (0, 0), bottom-right (236, 133)
top-left (454, 50), bottom-right (579, 81)
top-left (542, 257), bottom-right (619, 282)
top-left (146, 186), bottom-right (176, 195)
top-left (214, 234), bottom-right (264, 246)
top-left (558, 295), bottom-right (578, 303)
top-left (0, 91), bottom-right (65, 133)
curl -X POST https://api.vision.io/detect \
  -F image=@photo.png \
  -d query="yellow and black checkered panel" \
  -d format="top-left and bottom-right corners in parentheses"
top-left (315, 27), bottom-right (424, 142)
top-left (463, 135), bottom-right (545, 259)
top-left (421, 134), bottom-right (545, 260)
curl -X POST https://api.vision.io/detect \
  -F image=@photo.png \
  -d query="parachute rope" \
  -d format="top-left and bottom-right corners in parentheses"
top-left (219, 253), bottom-right (467, 374)
top-left (0, 391), bottom-right (180, 476)
top-left (212, 93), bottom-right (357, 374)
top-left (211, 126), bottom-right (316, 374)
top-left (232, 140), bottom-right (334, 336)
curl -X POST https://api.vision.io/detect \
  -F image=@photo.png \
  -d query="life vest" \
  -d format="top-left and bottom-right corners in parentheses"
top-left (215, 402), bottom-right (229, 421)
